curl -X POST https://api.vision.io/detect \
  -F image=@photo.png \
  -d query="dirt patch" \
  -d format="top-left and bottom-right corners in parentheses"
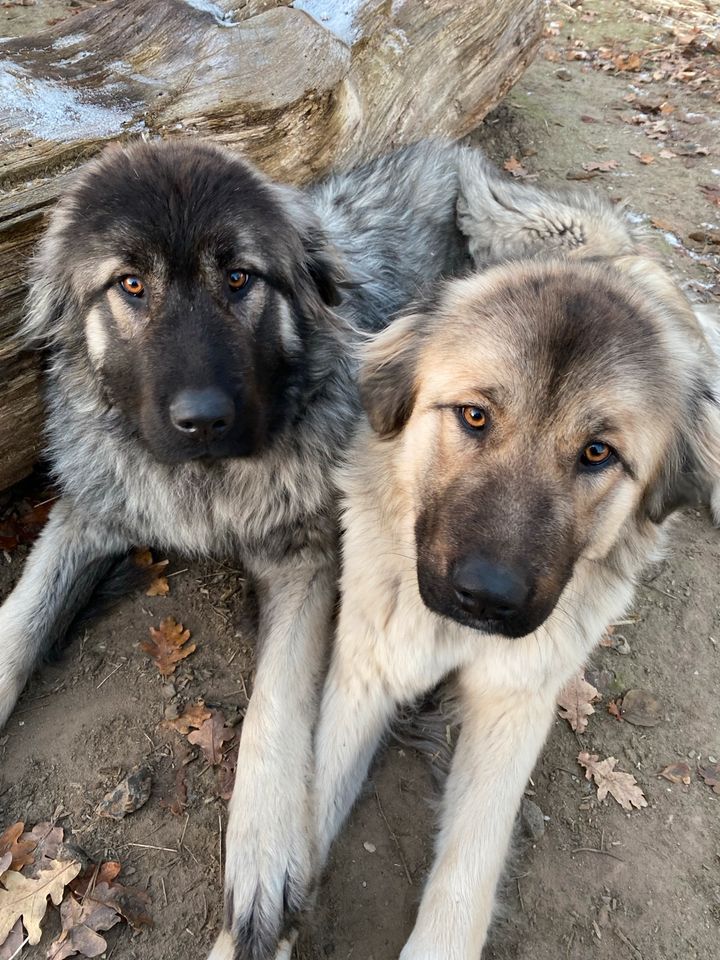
top-left (1, 1), bottom-right (719, 958)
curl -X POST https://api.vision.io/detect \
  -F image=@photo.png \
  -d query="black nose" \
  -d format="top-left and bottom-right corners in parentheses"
top-left (451, 556), bottom-right (530, 622)
top-left (169, 388), bottom-right (235, 441)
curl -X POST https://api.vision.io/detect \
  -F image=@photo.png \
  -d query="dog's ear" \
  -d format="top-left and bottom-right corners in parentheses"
top-left (644, 385), bottom-right (720, 524)
top-left (360, 311), bottom-right (425, 438)
top-left (273, 184), bottom-right (356, 310)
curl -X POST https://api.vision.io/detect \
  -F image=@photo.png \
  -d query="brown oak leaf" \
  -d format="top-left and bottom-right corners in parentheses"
top-left (659, 762), bottom-right (692, 785)
top-left (140, 618), bottom-right (195, 677)
top-left (133, 548), bottom-right (170, 597)
top-left (0, 859), bottom-right (81, 945)
top-left (503, 157), bottom-right (530, 179)
top-left (20, 822), bottom-right (64, 877)
top-left (699, 761), bottom-right (720, 795)
top-left (582, 160), bottom-right (619, 173)
top-left (163, 700), bottom-right (212, 735)
top-left (629, 150), bottom-right (655, 164)
top-left (0, 855), bottom-right (10, 877)
top-left (187, 710), bottom-right (235, 766)
top-left (90, 881), bottom-right (153, 930)
top-left (0, 822), bottom-right (37, 871)
top-left (578, 752), bottom-right (648, 811)
top-left (47, 894), bottom-right (121, 959)
top-left (700, 184), bottom-right (720, 208)
top-left (557, 673), bottom-right (601, 733)
top-left (70, 862), bottom-right (122, 900)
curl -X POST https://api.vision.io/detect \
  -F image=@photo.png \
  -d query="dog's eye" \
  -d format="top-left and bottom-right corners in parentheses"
top-left (459, 406), bottom-right (488, 430)
top-left (579, 441), bottom-right (615, 469)
top-left (228, 269), bottom-right (250, 291)
top-left (119, 276), bottom-right (145, 298)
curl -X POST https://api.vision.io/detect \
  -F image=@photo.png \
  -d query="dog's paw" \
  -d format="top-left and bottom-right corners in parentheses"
top-left (209, 786), bottom-right (314, 960)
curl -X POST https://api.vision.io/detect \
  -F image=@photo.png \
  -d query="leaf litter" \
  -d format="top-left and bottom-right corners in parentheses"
top-left (0, 820), bottom-right (152, 957)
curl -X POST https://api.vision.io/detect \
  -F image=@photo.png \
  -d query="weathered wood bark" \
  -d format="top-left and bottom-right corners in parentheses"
top-left (0, 0), bottom-right (543, 491)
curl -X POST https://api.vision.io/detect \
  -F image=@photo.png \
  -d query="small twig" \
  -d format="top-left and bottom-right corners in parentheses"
top-left (97, 662), bottom-right (123, 689)
top-left (614, 926), bottom-right (644, 960)
top-left (516, 876), bottom-right (525, 912)
top-left (572, 846), bottom-right (625, 863)
top-left (9, 936), bottom-right (29, 960)
top-left (374, 787), bottom-right (413, 885)
top-left (161, 876), bottom-right (168, 907)
top-left (641, 581), bottom-right (680, 601)
top-left (127, 842), bottom-right (179, 853)
top-left (166, 568), bottom-right (189, 578)
top-left (180, 812), bottom-right (190, 849)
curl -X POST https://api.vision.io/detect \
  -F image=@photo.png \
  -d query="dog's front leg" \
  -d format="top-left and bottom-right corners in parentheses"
top-left (400, 662), bottom-right (559, 960)
top-left (0, 498), bottom-right (128, 731)
top-left (209, 557), bottom-right (335, 960)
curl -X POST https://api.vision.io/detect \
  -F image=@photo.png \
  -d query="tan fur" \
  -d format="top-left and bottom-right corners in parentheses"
top-left (308, 236), bottom-right (720, 956)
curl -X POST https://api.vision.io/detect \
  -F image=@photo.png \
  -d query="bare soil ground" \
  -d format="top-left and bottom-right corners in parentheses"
top-left (1, 1), bottom-right (719, 958)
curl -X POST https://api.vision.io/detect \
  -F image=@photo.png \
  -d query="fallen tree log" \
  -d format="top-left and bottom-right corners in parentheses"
top-left (0, 0), bottom-right (543, 491)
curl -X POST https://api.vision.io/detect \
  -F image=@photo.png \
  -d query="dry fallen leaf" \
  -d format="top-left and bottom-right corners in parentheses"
top-left (699, 762), bottom-right (720, 795)
top-left (0, 823), bottom-right (37, 872)
top-left (700, 184), bottom-right (720, 208)
top-left (140, 617), bottom-right (195, 677)
top-left (70, 864), bottom-right (152, 930)
top-left (0, 856), bottom-right (10, 878)
top-left (20, 822), bottom-right (63, 878)
top-left (70, 862), bottom-right (121, 900)
top-left (133, 548), bottom-right (170, 597)
top-left (659, 762), bottom-right (692, 785)
top-left (582, 160), bottom-right (619, 173)
top-left (557, 673), bottom-right (601, 733)
top-left (96, 767), bottom-right (152, 820)
top-left (619, 688), bottom-right (663, 727)
top-left (163, 700), bottom-right (212, 735)
top-left (613, 52), bottom-right (642, 72)
top-left (503, 156), bottom-right (530, 179)
top-left (688, 229), bottom-right (720, 246)
top-left (0, 859), bottom-right (81, 945)
top-left (188, 710), bottom-right (236, 766)
top-left (607, 699), bottom-right (623, 721)
top-left (578, 752), bottom-right (648, 811)
top-left (47, 894), bottom-right (121, 960)
top-left (629, 149), bottom-right (655, 164)
top-left (90, 880), bottom-right (152, 930)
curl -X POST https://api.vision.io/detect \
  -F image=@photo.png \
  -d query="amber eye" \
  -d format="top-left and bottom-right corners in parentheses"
top-left (119, 275), bottom-right (145, 298)
top-left (460, 406), bottom-right (488, 430)
top-left (579, 441), bottom-right (614, 469)
top-left (228, 269), bottom-right (249, 291)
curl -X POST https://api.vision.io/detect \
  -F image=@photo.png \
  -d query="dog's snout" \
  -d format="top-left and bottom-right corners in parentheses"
top-left (451, 556), bottom-right (530, 622)
top-left (170, 387), bottom-right (236, 441)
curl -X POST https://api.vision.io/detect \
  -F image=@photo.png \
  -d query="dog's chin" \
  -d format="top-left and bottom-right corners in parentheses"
top-left (417, 576), bottom-right (550, 639)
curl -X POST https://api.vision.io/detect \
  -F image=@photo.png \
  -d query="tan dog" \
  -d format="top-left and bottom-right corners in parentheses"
top-left (306, 212), bottom-right (720, 956)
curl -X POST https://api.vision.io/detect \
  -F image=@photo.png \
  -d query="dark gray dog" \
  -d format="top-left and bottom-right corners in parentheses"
top-left (0, 138), bottom-right (471, 960)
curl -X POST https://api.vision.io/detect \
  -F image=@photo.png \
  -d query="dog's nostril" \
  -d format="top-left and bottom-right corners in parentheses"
top-left (170, 388), bottom-right (236, 440)
top-left (451, 557), bottom-right (530, 621)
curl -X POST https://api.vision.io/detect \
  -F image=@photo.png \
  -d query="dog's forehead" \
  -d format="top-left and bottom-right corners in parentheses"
top-left (64, 142), bottom-right (286, 268)
top-left (427, 264), bottom-right (674, 408)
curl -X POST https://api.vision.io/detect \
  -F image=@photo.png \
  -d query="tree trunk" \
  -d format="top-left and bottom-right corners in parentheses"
top-left (0, 0), bottom-right (543, 491)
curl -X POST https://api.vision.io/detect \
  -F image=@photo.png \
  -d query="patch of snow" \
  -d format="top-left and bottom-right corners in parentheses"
top-left (292, 0), bottom-right (363, 44)
top-left (183, 0), bottom-right (234, 26)
top-left (385, 28), bottom-right (409, 56)
top-left (52, 33), bottom-right (86, 50)
top-left (663, 231), bottom-right (682, 248)
top-left (625, 210), bottom-right (647, 225)
top-left (0, 60), bottom-right (139, 141)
